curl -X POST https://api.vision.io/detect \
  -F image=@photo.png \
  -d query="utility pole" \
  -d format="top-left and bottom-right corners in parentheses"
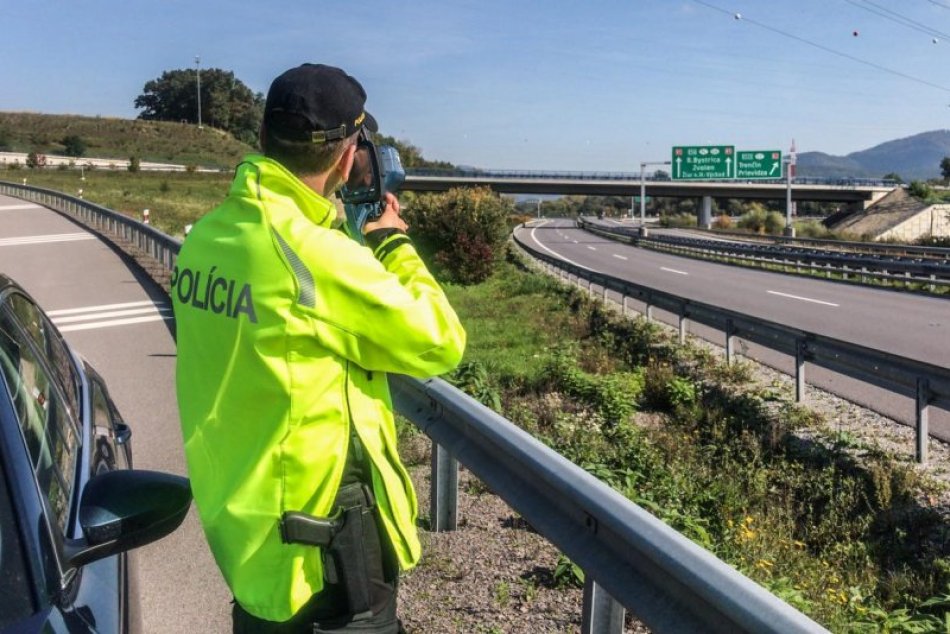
top-left (784, 139), bottom-right (796, 236)
top-left (195, 55), bottom-right (203, 129)
top-left (639, 160), bottom-right (671, 235)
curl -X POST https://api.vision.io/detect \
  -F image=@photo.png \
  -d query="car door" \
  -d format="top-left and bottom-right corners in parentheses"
top-left (0, 291), bottom-right (124, 632)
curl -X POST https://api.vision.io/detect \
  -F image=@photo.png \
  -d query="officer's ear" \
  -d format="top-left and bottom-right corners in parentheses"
top-left (337, 141), bottom-right (357, 182)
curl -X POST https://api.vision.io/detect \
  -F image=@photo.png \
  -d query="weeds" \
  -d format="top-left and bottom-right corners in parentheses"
top-left (434, 256), bottom-right (950, 630)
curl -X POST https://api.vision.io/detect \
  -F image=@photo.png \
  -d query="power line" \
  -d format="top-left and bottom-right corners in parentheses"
top-left (690, 0), bottom-right (950, 93)
top-left (844, 0), bottom-right (950, 41)
top-left (925, 0), bottom-right (950, 11)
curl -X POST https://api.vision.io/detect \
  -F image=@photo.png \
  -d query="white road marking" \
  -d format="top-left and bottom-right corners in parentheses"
top-left (661, 267), bottom-right (689, 275)
top-left (0, 203), bottom-right (41, 211)
top-left (612, 254), bottom-right (628, 260)
top-left (572, 240), bottom-right (578, 244)
top-left (767, 290), bottom-right (839, 307)
top-left (50, 300), bottom-right (172, 332)
top-left (54, 306), bottom-right (172, 324)
top-left (0, 233), bottom-right (95, 247)
top-left (527, 221), bottom-right (592, 270)
top-left (57, 314), bottom-right (173, 333)
top-left (587, 246), bottom-right (597, 251)
top-left (46, 299), bottom-right (162, 316)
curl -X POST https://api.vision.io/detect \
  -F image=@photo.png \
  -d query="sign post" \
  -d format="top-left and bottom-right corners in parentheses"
top-left (672, 145), bottom-right (735, 180)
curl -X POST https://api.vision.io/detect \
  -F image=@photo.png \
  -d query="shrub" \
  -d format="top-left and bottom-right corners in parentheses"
top-left (764, 211), bottom-right (785, 235)
top-left (794, 220), bottom-right (832, 238)
top-left (737, 204), bottom-right (785, 235)
top-left (403, 187), bottom-right (512, 284)
top-left (128, 156), bottom-right (141, 173)
top-left (61, 134), bottom-right (86, 157)
top-left (659, 212), bottom-right (698, 228)
top-left (712, 213), bottom-right (733, 230)
top-left (907, 180), bottom-right (933, 200)
top-left (25, 152), bottom-right (46, 169)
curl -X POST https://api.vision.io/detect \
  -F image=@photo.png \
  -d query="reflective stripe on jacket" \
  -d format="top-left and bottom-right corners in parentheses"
top-left (172, 154), bottom-right (466, 622)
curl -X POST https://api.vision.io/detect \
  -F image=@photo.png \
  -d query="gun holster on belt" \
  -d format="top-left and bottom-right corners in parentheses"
top-left (278, 484), bottom-right (378, 619)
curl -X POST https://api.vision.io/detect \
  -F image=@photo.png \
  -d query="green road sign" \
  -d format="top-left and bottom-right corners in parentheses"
top-left (736, 150), bottom-right (783, 179)
top-left (672, 145), bottom-right (735, 180)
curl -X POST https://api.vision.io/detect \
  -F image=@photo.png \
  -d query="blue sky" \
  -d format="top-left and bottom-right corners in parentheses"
top-left (3, 0), bottom-right (949, 171)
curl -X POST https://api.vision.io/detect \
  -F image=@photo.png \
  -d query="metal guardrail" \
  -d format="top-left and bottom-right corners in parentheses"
top-left (406, 169), bottom-right (897, 188)
top-left (579, 219), bottom-right (950, 291)
top-left (1, 182), bottom-right (832, 633)
top-left (691, 227), bottom-right (950, 260)
top-left (514, 227), bottom-right (950, 462)
top-left (0, 182), bottom-right (181, 287)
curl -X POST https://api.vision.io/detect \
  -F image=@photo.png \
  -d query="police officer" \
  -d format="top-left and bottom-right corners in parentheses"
top-left (173, 63), bottom-right (466, 633)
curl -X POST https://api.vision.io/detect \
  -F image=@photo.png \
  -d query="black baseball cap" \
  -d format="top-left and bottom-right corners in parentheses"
top-left (264, 63), bottom-right (378, 144)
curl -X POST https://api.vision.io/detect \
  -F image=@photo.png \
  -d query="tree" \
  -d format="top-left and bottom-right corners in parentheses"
top-left (882, 172), bottom-right (904, 184)
top-left (128, 156), bottom-right (141, 173)
top-left (61, 134), bottom-right (87, 157)
top-left (940, 157), bottom-right (950, 181)
top-left (134, 68), bottom-right (264, 144)
top-left (374, 134), bottom-right (454, 169)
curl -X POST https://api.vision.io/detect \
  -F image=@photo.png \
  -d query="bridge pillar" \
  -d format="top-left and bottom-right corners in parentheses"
top-left (847, 199), bottom-right (868, 213)
top-left (699, 196), bottom-right (713, 229)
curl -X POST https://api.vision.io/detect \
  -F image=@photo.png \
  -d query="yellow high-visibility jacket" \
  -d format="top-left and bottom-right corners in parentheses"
top-left (172, 154), bottom-right (466, 622)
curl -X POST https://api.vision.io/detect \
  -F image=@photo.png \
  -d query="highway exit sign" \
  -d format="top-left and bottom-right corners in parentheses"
top-left (736, 150), bottom-right (783, 179)
top-left (672, 145), bottom-right (735, 180)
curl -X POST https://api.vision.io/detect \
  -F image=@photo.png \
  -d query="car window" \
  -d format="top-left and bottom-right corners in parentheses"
top-left (6, 293), bottom-right (81, 422)
top-left (0, 457), bottom-right (35, 628)
top-left (0, 309), bottom-right (79, 532)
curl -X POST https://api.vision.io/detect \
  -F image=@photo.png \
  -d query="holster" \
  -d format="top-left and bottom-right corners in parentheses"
top-left (280, 483), bottom-right (382, 620)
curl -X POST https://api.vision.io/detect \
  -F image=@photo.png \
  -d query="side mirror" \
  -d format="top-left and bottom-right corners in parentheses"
top-left (65, 470), bottom-right (191, 568)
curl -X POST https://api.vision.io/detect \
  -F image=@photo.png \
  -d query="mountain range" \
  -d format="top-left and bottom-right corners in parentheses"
top-left (796, 130), bottom-right (950, 181)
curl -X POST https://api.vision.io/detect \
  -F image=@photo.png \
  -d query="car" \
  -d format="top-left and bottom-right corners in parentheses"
top-left (0, 274), bottom-right (190, 633)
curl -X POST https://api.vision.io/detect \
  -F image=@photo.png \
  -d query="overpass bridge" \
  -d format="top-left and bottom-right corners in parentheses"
top-left (403, 169), bottom-right (896, 224)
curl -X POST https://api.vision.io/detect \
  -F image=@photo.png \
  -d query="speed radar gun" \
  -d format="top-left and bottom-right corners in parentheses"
top-left (338, 129), bottom-right (405, 244)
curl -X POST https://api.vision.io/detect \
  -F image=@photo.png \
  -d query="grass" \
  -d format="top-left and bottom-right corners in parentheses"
top-left (0, 112), bottom-right (253, 169)
top-left (3, 169), bottom-right (232, 238)
top-left (439, 250), bottom-right (950, 632)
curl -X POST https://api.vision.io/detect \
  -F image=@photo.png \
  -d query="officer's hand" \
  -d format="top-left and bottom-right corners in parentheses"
top-left (364, 193), bottom-right (408, 234)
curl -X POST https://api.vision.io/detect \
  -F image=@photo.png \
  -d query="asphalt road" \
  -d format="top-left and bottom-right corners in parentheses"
top-left (0, 195), bottom-right (230, 632)
top-left (516, 218), bottom-right (950, 442)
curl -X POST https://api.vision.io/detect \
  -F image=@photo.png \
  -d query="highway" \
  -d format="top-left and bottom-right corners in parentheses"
top-left (0, 194), bottom-right (230, 631)
top-left (1, 194), bottom-right (945, 629)
top-left (515, 219), bottom-right (949, 440)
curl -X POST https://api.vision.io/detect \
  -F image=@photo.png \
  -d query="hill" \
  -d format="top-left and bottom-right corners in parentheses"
top-left (797, 130), bottom-right (950, 181)
top-left (0, 111), bottom-right (254, 169)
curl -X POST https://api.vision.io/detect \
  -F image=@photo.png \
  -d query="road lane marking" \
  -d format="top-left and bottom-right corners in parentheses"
top-left (50, 300), bottom-right (172, 332)
top-left (46, 299), bottom-right (162, 316)
top-left (767, 290), bottom-right (839, 307)
top-left (572, 240), bottom-right (578, 243)
top-left (528, 222), bottom-right (592, 270)
top-left (661, 267), bottom-right (689, 275)
top-left (57, 314), bottom-right (173, 333)
top-left (0, 233), bottom-right (95, 247)
top-left (587, 246), bottom-right (597, 251)
top-left (0, 203), bottom-right (41, 211)
top-left (612, 254), bottom-right (628, 260)
top-left (53, 306), bottom-right (172, 324)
